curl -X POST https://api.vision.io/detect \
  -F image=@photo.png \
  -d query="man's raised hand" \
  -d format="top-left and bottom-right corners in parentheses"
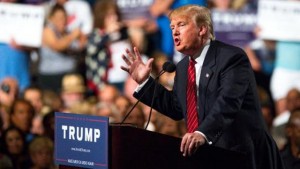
top-left (121, 47), bottom-right (154, 84)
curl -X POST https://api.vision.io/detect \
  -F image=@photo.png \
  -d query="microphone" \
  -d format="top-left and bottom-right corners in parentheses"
top-left (144, 61), bottom-right (176, 129)
top-left (163, 61), bottom-right (176, 73)
top-left (120, 61), bottom-right (176, 125)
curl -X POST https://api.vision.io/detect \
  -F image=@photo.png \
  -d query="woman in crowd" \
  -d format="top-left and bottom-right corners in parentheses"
top-left (0, 127), bottom-right (30, 169)
top-left (38, 4), bottom-right (86, 93)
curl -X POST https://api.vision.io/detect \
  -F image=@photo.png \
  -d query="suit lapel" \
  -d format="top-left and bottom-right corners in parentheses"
top-left (198, 40), bottom-right (217, 120)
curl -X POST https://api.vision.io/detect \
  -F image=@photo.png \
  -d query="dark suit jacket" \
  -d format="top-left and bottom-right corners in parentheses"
top-left (134, 40), bottom-right (285, 169)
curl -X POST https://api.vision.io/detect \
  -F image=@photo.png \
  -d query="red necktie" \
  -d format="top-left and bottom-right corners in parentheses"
top-left (187, 58), bottom-right (199, 133)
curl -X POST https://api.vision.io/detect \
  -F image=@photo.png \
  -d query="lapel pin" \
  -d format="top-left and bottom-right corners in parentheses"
top-left (206, 73), bottom-right (210, 78)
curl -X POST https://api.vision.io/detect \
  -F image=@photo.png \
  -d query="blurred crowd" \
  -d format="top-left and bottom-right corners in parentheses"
top-left (0, 0), bottom-right (300, 168)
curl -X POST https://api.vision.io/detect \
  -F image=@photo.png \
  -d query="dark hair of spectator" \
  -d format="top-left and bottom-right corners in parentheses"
top-left (10, 99), bottom-right (35, 118)
top-left (42, 111), bottom-right (55, 141)
top-left (48, 3), bottom-right (67, 19)
top-left (0, 126), bottom-right (27, 155)
top-left (93, 0), bottom-right (121, 29)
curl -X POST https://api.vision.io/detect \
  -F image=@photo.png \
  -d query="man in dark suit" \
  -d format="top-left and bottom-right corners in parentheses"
top-left (121, 4), bottom-right (285, 169)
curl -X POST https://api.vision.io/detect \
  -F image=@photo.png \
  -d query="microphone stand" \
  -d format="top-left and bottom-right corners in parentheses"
top-left (120, 70), bottom-right (165, 124)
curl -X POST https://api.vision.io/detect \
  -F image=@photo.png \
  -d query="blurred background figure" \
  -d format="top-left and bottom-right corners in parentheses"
top-left (42, 111), bottom-right (55, 142)
top-left (29, 136), bottom-right (56, 169)
top-left (257, 86), bottom-right (274, 131)
top-left (155, 114), bottom-right (185, 138)
top-left (9, 99), bottom-right (35, 143)
top-left (42, 90), bottom-right (63, 114)
top-left (114, 95), bottom-right (131, 119)
top-left (0, 127), bottom-right (31, 169)
top-left (270, 40), bottom-right (300, 116)
top-left (272, 88), bottom-right (300, 149)
top-left (86, 0), bottom-right (131, 94)
top-left (23, 86), bottom-right (44, 135)
top-left (0, 77), bottom-right (19, 133)
top-left (0, 152), bottom-right (13, 169)
top-left (121, 103), bottom-right (145, 129)
top-left (38, 4), bottom-right (86, 93)
top-left (116, 0), bottom-right (158, 57)
top-left (0, 0), bottom-right (34, 93)
top-left (64, 0), bottom-right (93, 36)
top-left (60, 73), bottom-right (86, 112)
top-left (280, 108), bottom-right (300, 169)
top-left (97, 84), bottom-right (120, 105)
top-left (23, 86), bottom-right (43, 116)
top-left (94, 102), bottom-right (120, 123)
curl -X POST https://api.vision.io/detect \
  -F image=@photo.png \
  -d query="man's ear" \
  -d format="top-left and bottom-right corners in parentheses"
top-left (199, 25), bottom-right (208, 36)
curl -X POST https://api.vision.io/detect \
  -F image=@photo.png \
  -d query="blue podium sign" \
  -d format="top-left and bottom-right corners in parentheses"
top-left (55, 112), bottom-right (109, 169)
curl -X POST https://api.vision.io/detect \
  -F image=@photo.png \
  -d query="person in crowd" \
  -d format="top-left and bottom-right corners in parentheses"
top-left (281, 108), bottom-right (300, 169)
top-left (23, 86), bottom-right (44, 135)
top-left (68, 97), bottom-right (97, 115)
top-left (114, 95), bottom-right (132, 118)
top-left (42, 90), bottom-right (63, 113)
top-left (0, 0), bottom-right (35, 93)
top-left (23, 86), bottom-right (43, 116)
top-left (94, 102), bottom-right (120, 123)
top-left (9, 99), bottom-right (35, 142)
top-left (97, 84), bottom-right (120, 104)
top-left (272, 88), bottom-right (300, 149)
top-left (121, 4), bottom-right (284, 168)
top-left (156, 114), bottom-right (185, 137)
top-left (0, 127), bottom-right (31, 169)
top-left (29, 136), bottom-right (56, 169)
top-left (42, 111), bottom-right (55, 141)
top-left (257, 86), bottom-right (274, 131)
top-left (38, 4), bottom-right (85, 93)
top-left (0, 77), bottom-right (19, 133)
top-left (116, 0), bottom-right (158, 57)
top-left (86, 0), bottom-right (131, 94)
top-left (151, 51), bottom-right (176, 90)
top-left (0, 152), bottom-right (13, 169)
top-left (270, 40), bottom-right (300, 114)
top-left (60, 73), bottom-right (86, 112)
top-left (121, 103), bottom-right (146, 129)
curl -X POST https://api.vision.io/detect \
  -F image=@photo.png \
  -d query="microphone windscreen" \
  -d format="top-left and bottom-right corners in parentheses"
top-left (162, 61), bottom-right (176, 73)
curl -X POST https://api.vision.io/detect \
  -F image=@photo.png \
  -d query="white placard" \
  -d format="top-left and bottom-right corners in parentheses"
top-left (0, 3), bottom-right (44, 47)
top-left (257, 0), bottom-right (300, 41)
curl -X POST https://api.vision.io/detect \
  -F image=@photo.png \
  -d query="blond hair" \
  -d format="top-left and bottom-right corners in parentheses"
top-left (168, 5), bottom-right (215, 40)
top-left (29, 136), bottom-right (54, 155)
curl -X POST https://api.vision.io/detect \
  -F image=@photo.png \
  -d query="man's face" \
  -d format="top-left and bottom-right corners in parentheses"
top-left (170, 15), bottom-right (201, 56)
top-left (11, 102), bottom-right (34, 133)
top-left (24, 89), bottom-right (43, 114)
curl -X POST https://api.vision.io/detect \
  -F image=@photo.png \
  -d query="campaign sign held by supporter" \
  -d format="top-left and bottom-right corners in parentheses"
top-left (55, 112), bottom-right (108, 169)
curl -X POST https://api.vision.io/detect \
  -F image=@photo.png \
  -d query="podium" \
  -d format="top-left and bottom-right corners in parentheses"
top-left (60, 125), bottom-right (246, 169)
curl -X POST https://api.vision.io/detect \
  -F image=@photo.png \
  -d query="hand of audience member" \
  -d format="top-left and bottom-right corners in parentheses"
top-left (9, 38), bottom-right (22, 50)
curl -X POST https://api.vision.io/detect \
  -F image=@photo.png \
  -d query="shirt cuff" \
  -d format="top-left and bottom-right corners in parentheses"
top-left (134, 77), bottom-right (150, 93)
top-left (194, 131), bottom-right (212, 145)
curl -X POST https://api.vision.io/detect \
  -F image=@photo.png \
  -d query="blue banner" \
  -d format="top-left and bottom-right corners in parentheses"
top-left (55, 112), bottom-right (109, 169)
top-left (212, 9), bottom-right (257, 48)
